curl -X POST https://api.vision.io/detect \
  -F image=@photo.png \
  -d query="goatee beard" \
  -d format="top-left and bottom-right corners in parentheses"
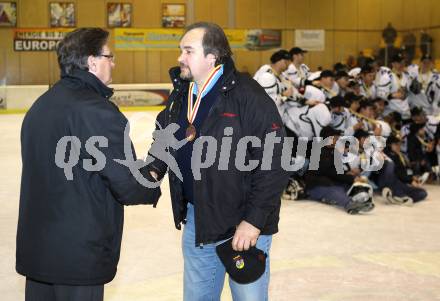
top-left (180, 65), bottom-right (193, 81)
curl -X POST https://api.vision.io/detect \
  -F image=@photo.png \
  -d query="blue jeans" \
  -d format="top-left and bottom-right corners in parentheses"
top-left (376, 161), bottom-right (427, 202)
top-left (182, 203), bottom-right (272, 301)
top-left (307, 185), bottom-right (351, 208)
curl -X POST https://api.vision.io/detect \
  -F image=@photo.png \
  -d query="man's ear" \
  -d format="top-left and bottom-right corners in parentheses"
top-left (87, 55), bottom-right (97, 72)
top-left (206, 53), bottom-right (217, 66)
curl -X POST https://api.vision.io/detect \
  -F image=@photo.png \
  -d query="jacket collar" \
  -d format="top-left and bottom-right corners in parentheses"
top-left (169, 56), bottom-right (238, 93)
top-left (61, 68), bottom-right (114, 99)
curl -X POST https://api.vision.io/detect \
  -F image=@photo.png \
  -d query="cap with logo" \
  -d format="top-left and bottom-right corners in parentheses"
top-left (216, 238), bottom-right (267, 284)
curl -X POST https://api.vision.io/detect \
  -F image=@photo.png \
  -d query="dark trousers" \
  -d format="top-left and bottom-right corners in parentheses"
top-left (307, 185), bottom-right (351, 208)
top-left (25, 278), bottom-right (104, 301)
top-left (376, 161), bottom-right (428, 202)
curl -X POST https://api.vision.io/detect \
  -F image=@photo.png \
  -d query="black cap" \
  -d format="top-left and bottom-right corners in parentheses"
top-left (391, 53), bottom-right (404, 63)
top-left (354, 129), bottom-right (370, 140)
top-left (289, 47), bottom-right (307, 56)
top-left (319, 70), bottom-right (335, 79)
top-left (335, 70), bottom-right (349, 79)
top-left (359, 99), bottom-right (374, 110)
top-left (344, 92), bottom-right (363, 103)
top-left (364, 57), bottom-right (376, 66)
top-left (333, 62), bottom-right (348, 72)
top-left (216, 238), bottom-right (267, 284)
top-left (361, 65), bottom-right (374, 74)
top-left (372, 97), bottom-right (389, 106)
top-left (320, 126), bottom-right (342, 139)
top-left (329, 96), bottom-right (346, 108)
top-left (270, 49), bottom-right (291, 63)
top-left (421, 54), bottom-right (432, 61)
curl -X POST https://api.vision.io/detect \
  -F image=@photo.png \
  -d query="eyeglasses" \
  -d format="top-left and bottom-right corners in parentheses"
top-left (99, 53), bottom-right (115, 62)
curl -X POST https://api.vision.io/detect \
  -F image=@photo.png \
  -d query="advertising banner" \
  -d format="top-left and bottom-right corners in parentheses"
top-left (114, 28), bottom-right (281, 51)
top-left (13, 28), bottom-right (72, 51)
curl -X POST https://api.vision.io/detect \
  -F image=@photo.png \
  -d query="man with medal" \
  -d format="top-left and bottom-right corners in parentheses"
top-left (149, 22), bottom-right (288, 301)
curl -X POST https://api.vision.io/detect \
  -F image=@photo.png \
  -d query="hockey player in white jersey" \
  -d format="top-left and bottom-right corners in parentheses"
top-left (333, 70), bottom-right (350, 97)
top-left (330, 92), bottom-right (363, 134)
top-left (312, 70), bottom-right (338, 100)
top-left (254, 49), bottom-right (293, 116)
top-left (376, 53), bottom-right (411, 120)
top-left (283, 47), bottom-right (310, 88)
top-left (400, 107), bottom-right (439, 157)
top-left (359, 65), bottom-right (377, 100)
top-left (283, 94), bottom-right (344, 140)
top-left (426, 72), bottom-right (440, 115)
top-left (407, 55), bottom-right (437, 114)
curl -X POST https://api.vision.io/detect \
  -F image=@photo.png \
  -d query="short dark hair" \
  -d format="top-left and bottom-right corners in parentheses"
top-left (57, 28), bottom-right (109, 75)
top-left (183, 22), bottom-right (232, 65)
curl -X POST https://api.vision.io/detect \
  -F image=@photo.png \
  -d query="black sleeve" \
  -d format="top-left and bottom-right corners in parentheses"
top-left (242, 81), bottom-right (290, 230)
top-left (76, 100), bottom-right (161, 206)
top-left (407, 135), bottom-right (424, 162)
top-left (146, 109), bottom-right (170, 181)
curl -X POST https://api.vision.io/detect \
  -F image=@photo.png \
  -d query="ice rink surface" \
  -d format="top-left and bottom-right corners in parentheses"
top-left (1, 112), bottom-right (439, 301)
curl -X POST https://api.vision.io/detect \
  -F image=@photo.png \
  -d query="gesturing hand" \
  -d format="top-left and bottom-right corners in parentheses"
top-left (232, 220), bottom-right (261, 251)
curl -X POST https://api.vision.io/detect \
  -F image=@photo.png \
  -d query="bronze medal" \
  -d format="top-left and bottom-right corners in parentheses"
top-left (186, 65), bottom-right (222, 143)
top-left (186, 124), bottom-right (197, 141)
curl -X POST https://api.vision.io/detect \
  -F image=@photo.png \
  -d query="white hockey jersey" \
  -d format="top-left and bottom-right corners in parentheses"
top-left (376, 66), bottom-right (411, 119)
top-left (254, 64), bottom-right (287, 117)
top-left (283, 63), bottom-right (310, 88)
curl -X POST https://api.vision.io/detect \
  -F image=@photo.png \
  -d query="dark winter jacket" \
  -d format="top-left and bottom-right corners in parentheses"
top-left (149, 58), bottom-right (289, 245)
top-left (16, 69), bottom-right (161, 285)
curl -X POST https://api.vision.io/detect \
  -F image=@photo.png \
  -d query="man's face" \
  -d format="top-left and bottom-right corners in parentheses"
top-left (362, 72), bottom-right (375, 85)
top-left (293, 53), bottom-right (304, 64)
top-left (374, 100), bottom-right (385, 114)
top-left (350, 100), bottom-right (360, 111)
top-left (89, 44), bottom-right (115, 85)
top-left (412, 113), bottom-right (426, 124)
top-left (331, 106), bottom-right (344, 114)
top-left (360, 106), bottom-right (374, 118)
top-left (178, 28), bottom-right (216, 83)
top-left (392, 61), bottom-right (404, 72)
top-left (391, 142), bottom-right (401, 153)
top-left (422, 59), bottom-right (432, 71)
top-left (337, 76), bottom-right (349, 89)
top-left (321, 76), bottom-right (334, 88)
top-left (279, 59), bottom-right (291, 72)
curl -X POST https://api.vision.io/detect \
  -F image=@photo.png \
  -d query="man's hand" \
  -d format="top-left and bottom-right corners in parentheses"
top-left (392, 90), bottom-right (404, 99)
top-left (282, 86), bottom-right (293, 98)
top-left (348, 168), bottom-right (361, 176)
top-left (149, 171), bottom-right (158, 181)
top-left (232, 220), bottom-right (261, 251)
top-left (411, 178), bottom-right (421, 187)
top-left (373, 123), bottom-right (382, 136)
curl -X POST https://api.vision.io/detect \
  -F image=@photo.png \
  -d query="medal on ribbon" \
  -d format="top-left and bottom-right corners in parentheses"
top-left (186, 65), bottom-right (222, 141)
